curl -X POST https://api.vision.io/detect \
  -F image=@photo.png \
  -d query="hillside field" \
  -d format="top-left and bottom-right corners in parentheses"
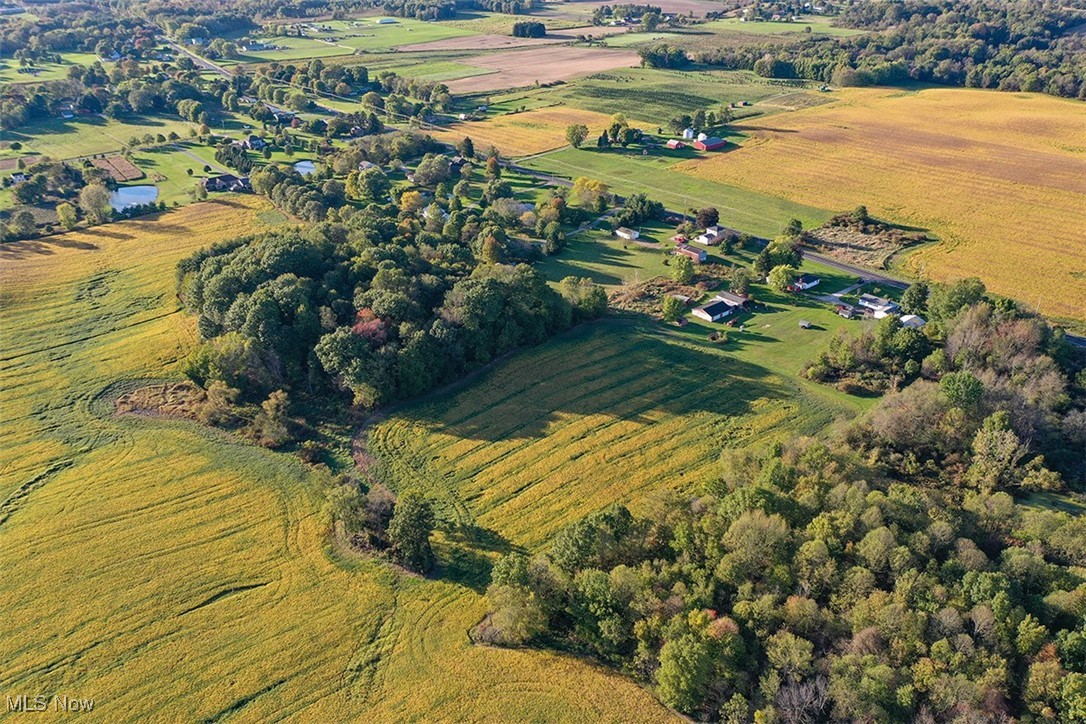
top-left (0, 199), bottom-right (676, 722)
top-left (369, 314), bottom-right (863, 551)
top-left (671, 87), bottom-right (1086, 321)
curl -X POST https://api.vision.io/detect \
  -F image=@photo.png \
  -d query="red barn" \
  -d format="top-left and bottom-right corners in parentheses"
top-left (693, 137), bottom-right (727, 151)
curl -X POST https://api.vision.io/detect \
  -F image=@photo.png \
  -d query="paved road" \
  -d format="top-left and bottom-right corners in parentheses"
top-left (164, 39), bottom-right (234, 78)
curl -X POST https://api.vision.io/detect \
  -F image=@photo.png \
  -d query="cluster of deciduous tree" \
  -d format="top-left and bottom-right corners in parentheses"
top-left (511, 20), bottom-right (546, 38)
top-left (255, 59), bottom-right (370, 98)
top-left (692, 0), bottom-right (1086, 99)
top-left (638, 44), bottom-right (690, 69)
top-left (178, 140), bottom-right (607, 409)
top-left (480, 425), bottom-right (1086, 720)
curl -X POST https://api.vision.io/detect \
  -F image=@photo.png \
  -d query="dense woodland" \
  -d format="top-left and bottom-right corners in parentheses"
top-left (685, 0), bottom-right (1086, 98)
top-left (480, 295), bottom-right (1086, 721)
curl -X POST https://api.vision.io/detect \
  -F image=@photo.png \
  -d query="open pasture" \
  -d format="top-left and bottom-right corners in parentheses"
top-left (671, 87), bottom-right (1086, 321)
top-left (523, 147), bottom-right (833, 238)
top-left (549, 67), bottom-right (818, 121)
top-left (0, 115), bottom-right (196, 160)
top-left (0, 199), bottom-right (673, 721)
top-left (703, 17), bottom-right (866, 37)
top-left (446, 46), bottom-right (641, 93)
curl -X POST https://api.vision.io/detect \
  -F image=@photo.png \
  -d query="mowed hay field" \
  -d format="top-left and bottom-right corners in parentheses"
top-left (0, 201), bottom-right (672, 720)
top-left (672, 88), bottom-right (1086, 320)
top-left (433, 106), bottom-right (649, 157)
top-left (368, 319), bottom-right (854, 551)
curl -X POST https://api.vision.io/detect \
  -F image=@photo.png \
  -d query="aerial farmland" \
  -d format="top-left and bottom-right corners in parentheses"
top-left (2, 0), bottom-right (1085, 721)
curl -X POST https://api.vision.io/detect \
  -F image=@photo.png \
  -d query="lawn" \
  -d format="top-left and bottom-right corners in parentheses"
top-left (703, 17), bottom-right (867, 37)
top-left (0, 115), bottom-right (198, 160)
top-left (671, 86), bottom-right (1086, 322)
top-left (320, 18), bottom-right (476, 52)
top-left (522, 146), bottom-right (833, 238)
top-left (0, 52), bottom-right (104, 84)
top-left (0, 198), bottom-right (675, 722)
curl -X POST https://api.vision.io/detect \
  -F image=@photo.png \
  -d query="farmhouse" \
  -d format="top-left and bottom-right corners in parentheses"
top-left (244, 134), bottom-right (267, 150)
top-left (694, 137), bottom-right (728, 152)
top-left (674, 244), bottom-right (707, 263)
top-left (692, 300), bottom-right (733, 323)
top-left (788, 274), bottom-right (821, 291)
top-left (694, 225), bottom-right (726, 245)
top-left (615, 227), bottom-right (639, 240)
top-left (666, 139), bottom-right (684, 150)
top-left (857, 293), bottom-right (900, 318)
top-left (358, 160), bottom-right (378, 172)
top-left (202, 174), bottom-right (252, 193)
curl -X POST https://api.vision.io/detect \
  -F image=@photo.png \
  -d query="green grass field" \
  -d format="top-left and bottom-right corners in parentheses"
top-left (548, 67), bottom-right (813, 121)
top-left (0, 115), bottom-right (197, 160)
top-left (0, 199), bottom-right (675, 721)
top-left (0, 52), bottom-right (104, 84)
top-left (523, 146), bottom-right (833, 237)
top-left (704, 17), bottom-right (866, 37)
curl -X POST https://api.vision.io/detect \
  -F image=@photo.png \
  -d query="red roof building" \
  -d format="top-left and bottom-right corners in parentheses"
top-left (693, 137), bottom-right (728, 151)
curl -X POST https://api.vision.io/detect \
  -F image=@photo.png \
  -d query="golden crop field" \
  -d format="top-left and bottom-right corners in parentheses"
top-left (368, 319), bottom-right (852, 550)
top-left (432, 107), bottom-right (648, 158)
top-left (0, 200), bottom-right (672, 720)
top-left (673, 88), bottom-right (1086, 321)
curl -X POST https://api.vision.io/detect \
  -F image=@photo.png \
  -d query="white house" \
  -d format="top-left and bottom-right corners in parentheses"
top-left (900, 314), bottom-right (927, 329)
top-left (681, 128), bottom-right (695, 140)
top-left (696, 132), bottom-right (708, 141)
top-left (615, 227), bottom-right (639, 240)
top-left (789, 274), bottom-right (821, 291)
top-left (858, 293), bottom-right (900, 319)
top-left (694, 225), bottom-right (725, 245)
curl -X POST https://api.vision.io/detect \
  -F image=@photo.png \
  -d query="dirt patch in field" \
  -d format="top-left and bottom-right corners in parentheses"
top-left (805, 213), bottom-right (929, 270)
top-left (115, 381), bottom-right (206, 420)
top-left (91, 155), bottom-right (144, 182)
top-left (446, 47), bottom-right (641, 92)
top-left (396, 25), bottom-right (627, 51)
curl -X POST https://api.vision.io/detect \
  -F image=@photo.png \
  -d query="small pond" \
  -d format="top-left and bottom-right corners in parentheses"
top-left (109, 185), bottom-right (158, 211)
top-left (294, 160), bottom-right (316, 175)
